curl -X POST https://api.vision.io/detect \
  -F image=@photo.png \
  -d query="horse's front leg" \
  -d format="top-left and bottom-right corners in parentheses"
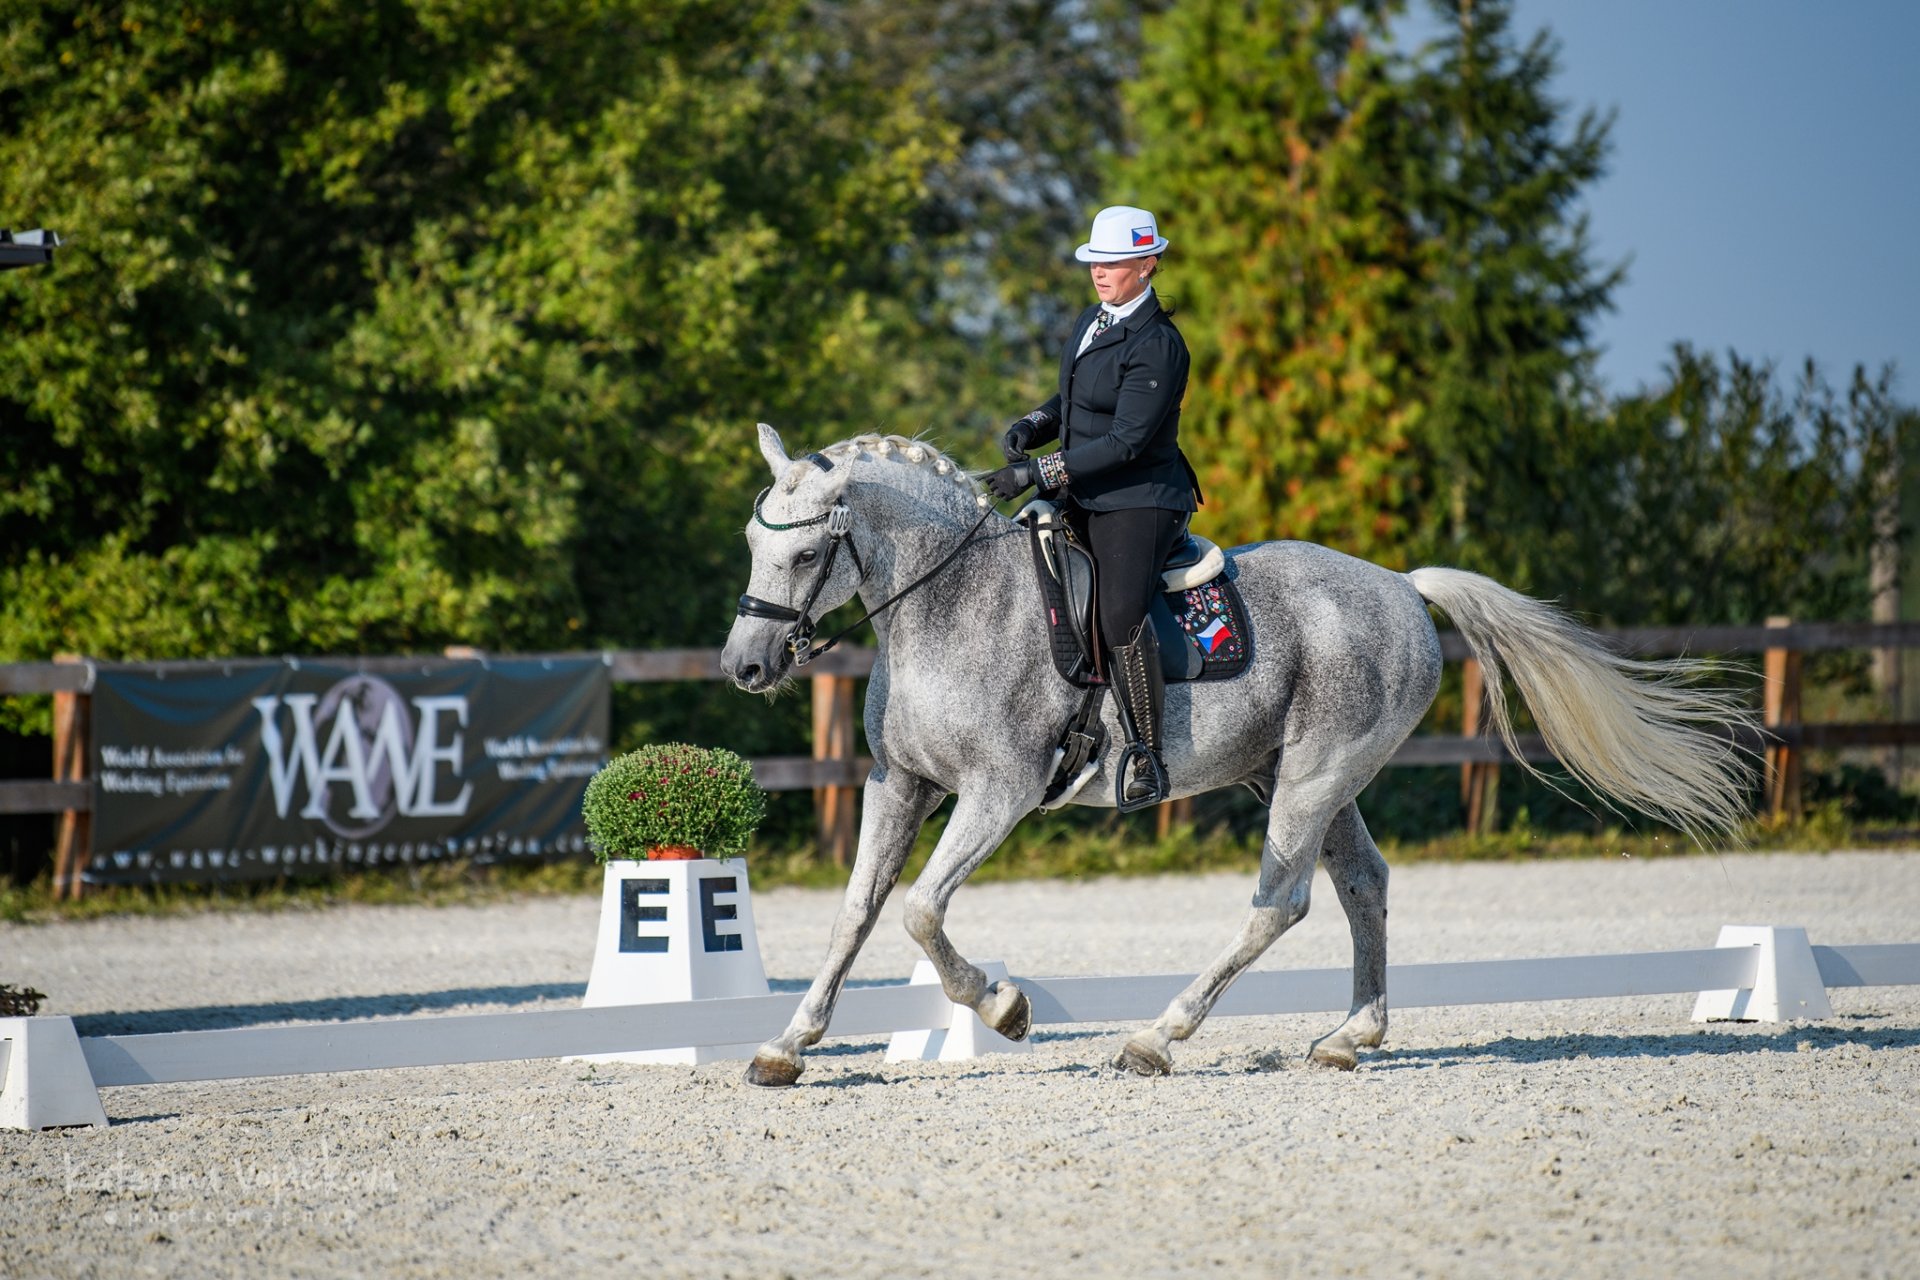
top-left (900, 790), bottom-right (1035, 1041)
top-left (745, 769), bottom-right (944, 1088)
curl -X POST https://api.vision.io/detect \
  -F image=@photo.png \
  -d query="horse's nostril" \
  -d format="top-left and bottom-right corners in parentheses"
top-left (739, 664), bottom-right (762, 687)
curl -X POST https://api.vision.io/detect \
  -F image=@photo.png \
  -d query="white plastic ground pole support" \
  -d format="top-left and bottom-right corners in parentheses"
top-left (574, 858), bottom-right (770, 1065)
top-left (1, 1017), bottom-right (109, 1131)
top-left (886, 960), bottom-right (1035, 1063)
top-left (1692, 925), bottom-right (1836, 1023)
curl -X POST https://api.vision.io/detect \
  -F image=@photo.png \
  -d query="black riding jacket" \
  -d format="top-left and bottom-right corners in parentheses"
top-left (1030, 293), bottom-right (1198, 513)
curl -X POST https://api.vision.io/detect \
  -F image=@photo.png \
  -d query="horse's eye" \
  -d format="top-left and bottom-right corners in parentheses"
top-left (795, 549), bottom-right (818, 566)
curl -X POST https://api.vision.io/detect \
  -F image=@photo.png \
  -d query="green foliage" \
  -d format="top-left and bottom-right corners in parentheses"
top-left (580, 742), bottom-right (765, 861)
top-left (1123, 0), bottom-right (1427, 560)
top-left (3, 0), bottom-right (1915, 872)
top-left (1562, 350), bottom-right (1914, 626)
top-left (0, 0), bottom-right (956, 740)
top-left (0, 982), bottom-right (48, 1015)
top-left (1401, 0), bottom-right (1623, 587)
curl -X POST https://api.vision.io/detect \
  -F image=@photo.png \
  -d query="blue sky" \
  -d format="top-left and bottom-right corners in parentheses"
top-left (1399, 0), bottom-right (1920, 399)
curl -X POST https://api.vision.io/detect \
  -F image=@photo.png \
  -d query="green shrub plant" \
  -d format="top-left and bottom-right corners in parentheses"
top-left (581, 744), bottom-right (765, 863)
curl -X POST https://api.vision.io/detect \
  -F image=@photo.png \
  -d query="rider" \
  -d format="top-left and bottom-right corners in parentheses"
top-left (985, 205), bottom-right (1199, 809)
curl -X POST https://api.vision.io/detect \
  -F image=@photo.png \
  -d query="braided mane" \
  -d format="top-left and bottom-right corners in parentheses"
top-left (776, 432), bottom-right (985, 507)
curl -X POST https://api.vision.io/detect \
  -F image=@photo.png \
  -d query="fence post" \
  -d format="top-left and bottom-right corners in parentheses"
top-left (51, 654), bottom-right (90, 901)
top-left (1763, 616), bottom-right (1803, 819)
top-left (1460, 657), bottom-right (1499, 834)
top-left (811, 674), bottom-right (858, 867)
top-left (1154, 797), bottom-right (1194, 839)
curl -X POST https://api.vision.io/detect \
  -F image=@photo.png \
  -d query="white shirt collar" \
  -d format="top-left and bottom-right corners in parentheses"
top-left (1100, 285), bottom-right (1155, 324)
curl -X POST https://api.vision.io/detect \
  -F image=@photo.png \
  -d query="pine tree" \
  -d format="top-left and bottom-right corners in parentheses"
top-left (1120, 0), bottom-right (1428, 561)
top-left (1117, 0), bottom-right (1622, 575)
top-left (1404, 0), bottom-right (1622, 588)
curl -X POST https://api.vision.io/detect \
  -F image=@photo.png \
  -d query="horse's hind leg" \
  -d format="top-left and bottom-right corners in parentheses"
top-left (1114, 784), bottom-right (1339, 1076)
top-left (1307, 801), bottom-right (1389, 1071)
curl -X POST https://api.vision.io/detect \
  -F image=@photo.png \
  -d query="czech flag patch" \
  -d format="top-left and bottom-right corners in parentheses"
top-left (1132, 227), bottom-right (1155, 247)
top-left (1197, 617), bottom-right (1232, 654)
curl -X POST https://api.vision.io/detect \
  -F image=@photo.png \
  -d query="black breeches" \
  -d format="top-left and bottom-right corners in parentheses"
top-left (1071, 506), bottom-right (1187, 652)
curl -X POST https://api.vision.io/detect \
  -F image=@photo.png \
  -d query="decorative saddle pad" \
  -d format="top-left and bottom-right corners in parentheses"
top-left (1024, 509), bottom-right (1253, 687)
top-left (1166, 578), bottom-right (1250, 673)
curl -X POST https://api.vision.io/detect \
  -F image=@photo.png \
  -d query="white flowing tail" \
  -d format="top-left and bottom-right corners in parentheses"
top-left (1408, 567), bottom-right (1757, 842)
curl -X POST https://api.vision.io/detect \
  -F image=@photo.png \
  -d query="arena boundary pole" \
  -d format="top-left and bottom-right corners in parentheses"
top-left (6, 934), bottom-right (1920, 1130)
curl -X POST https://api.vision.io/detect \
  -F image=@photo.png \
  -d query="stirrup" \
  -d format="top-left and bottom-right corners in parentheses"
top-left (1115, 741), bottom-right (1169, 813)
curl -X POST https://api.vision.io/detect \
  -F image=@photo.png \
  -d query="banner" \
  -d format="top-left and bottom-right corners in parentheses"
top-left (86, 656), bottom-right (610, 885)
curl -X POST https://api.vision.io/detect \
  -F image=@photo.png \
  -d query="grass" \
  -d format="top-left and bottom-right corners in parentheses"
top-left (1, 803), bottom-right (1913, 926)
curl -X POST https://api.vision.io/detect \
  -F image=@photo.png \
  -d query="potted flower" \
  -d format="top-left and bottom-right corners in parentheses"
top-left (581, 743), bottom-right (766, 863)
top-left (575, 746), bottom-right (773, 1059)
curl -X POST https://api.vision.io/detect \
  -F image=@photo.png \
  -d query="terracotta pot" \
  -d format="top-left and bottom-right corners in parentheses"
top-left (646, 845), bottom-right (704, 861)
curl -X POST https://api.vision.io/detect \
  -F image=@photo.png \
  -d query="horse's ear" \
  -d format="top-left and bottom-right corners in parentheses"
top-left (757, 423), bottom-right (790, 479)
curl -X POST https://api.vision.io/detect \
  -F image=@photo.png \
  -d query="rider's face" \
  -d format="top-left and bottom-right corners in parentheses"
top-left (1089, 256), bottom-right (1156, 307)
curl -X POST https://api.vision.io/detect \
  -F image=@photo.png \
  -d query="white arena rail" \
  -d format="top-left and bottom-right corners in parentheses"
top-left (5, 929), bottom-right (1919, 1130)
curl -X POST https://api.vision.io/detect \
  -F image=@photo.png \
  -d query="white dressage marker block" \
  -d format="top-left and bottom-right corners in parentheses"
top-left (886, 960), bottom-right (1034, 1063)
top-left (1692, 925), bottom-right (1835, 1023)
top-left (574, 858), bottom-right (769, 1065)
top-left (1, 1017), bottom-right (109, 1131)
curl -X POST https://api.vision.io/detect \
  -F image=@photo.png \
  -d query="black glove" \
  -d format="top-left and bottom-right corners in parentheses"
top-left (1002, 409), bottom-right (1056, 462)
top-left (1002, 419), bottom-right (1036, 462)
top-left (985, 461), bottom-right (1035, 503)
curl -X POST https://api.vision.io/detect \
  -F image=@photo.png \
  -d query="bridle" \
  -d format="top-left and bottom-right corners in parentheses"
top-left (735, 461), bottom-right (997, 667)
top-left (735, 486), bottom-right (869, 665)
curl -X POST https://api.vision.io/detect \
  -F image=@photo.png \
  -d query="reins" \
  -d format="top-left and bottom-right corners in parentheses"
top-left (737, 485), bottom-right (998, 666)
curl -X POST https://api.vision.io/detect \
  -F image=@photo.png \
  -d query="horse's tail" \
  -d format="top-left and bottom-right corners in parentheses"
top-left (1407, 566), bottom-right (1757, 842)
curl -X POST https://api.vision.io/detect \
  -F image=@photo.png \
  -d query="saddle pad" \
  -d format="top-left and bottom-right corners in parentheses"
top-left (1165, 575), bottom-right (1253, 681)
top-left (1029, 519), bottom-right (1253, 686)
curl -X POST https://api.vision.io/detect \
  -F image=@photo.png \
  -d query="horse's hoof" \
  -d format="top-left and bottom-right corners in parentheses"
top-left (1307, 1032), bottom-right (1358, 1072)
top-left (744, 1053), bottom-right (803, 1088)
top-left (1113, 1036), bottom-right (1172, 1077)
top-left (981, 981), bottom-right (1032, 1042)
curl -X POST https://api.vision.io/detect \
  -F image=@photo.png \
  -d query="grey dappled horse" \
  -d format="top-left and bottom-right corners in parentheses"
top-left (720, 426), bottom-right (1753, 1085)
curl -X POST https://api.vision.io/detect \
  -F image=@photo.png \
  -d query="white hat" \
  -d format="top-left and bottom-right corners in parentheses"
top-left (1075, 205), bottom-right (1169, 262)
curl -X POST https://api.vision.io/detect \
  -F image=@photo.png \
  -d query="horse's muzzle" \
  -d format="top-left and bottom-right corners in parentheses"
top-left (720, 624), bottom-right (793, 693)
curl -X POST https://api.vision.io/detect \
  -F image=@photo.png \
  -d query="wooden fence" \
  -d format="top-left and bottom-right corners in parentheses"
top-left (4, 619), bottom-right (1918, 893)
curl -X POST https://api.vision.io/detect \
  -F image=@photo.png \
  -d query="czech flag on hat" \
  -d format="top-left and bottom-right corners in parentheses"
top-left (1076, 206), bottom-right (1170, 262)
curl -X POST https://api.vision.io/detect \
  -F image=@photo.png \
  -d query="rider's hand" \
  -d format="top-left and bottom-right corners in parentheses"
top-left (1002, 419), bottom-right (1035, 462)
top-left (985, 461), bottom-right (1035, 503)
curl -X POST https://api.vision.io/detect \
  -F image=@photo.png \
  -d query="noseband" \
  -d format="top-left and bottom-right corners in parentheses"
top-left (736, 485), bottom-right (868, 665)
top-left (736, 465), bottom-right (998, 667)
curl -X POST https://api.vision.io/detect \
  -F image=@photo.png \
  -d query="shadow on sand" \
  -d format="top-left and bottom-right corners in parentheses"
top-left (74, 976), bottom-right (911, 1036)
top-left (1367, 1016), bottom-right (1920, 1070)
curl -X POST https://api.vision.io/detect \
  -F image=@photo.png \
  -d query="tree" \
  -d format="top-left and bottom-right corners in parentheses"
top-left (1112, 0), bottom-right (1628, 577)
top-left (0, 0), bottom-right (953, 741)
top-left (1401, 0), bottom-right (1622, 590)
top-left (1119, 0), bottom-right (1429, 561)
top-left (1576, 348), bottom-right (1912, 628)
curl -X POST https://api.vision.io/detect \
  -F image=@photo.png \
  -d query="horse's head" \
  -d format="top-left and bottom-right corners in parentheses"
top-left (721, 423), bottom-right (864, 692)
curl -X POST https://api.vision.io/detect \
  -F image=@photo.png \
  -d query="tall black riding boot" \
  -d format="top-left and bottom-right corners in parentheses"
top-left (1110, 621), bottom-right (1169, 811)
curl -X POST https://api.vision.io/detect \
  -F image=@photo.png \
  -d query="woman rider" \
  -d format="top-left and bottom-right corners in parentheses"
top-left (985, 205), bottom-right (1199, 809)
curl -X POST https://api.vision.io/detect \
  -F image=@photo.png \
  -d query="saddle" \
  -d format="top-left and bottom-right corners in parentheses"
top-left (1020, 499), bottom-right (1251, 687)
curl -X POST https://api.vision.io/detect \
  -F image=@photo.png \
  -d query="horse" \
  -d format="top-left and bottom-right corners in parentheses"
top-left (719, 424), bottom-right (1754, 1086)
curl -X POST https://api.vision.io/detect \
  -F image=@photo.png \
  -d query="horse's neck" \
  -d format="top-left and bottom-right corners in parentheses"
top-left (854, 488), bottom-right (1023, 654)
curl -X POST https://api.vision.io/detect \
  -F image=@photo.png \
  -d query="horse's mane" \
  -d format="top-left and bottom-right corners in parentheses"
top-left (778, 432), bottom-right (985, 511)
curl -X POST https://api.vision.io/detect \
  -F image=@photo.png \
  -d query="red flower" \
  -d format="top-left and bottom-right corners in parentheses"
top-left (627, 789), bottom-right (644, 802)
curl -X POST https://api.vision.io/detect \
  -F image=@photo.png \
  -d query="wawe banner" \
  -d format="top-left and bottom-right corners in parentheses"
top-left (86, 656), bottom-right (610, 885)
